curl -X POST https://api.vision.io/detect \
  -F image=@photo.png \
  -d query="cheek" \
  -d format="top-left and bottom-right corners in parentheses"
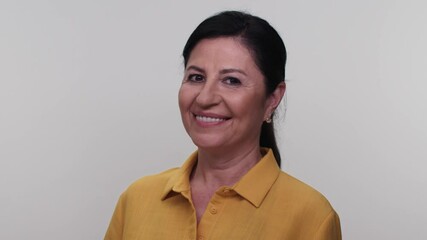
top-left (178, 89), bottom-right (186, 114)
top-left (234, 93), bottom-right (268, 118)
top-left (178, 86), bottom-right (193, 114)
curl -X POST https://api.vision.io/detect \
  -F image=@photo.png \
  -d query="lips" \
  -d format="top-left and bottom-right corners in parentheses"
top-left (193, 112), bottom-right (230, 125)
top-left (196, 115), bottom-right (227, 123)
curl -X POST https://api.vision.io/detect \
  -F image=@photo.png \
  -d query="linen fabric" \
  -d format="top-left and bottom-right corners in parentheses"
top-left (105, 149), bottom-right (342, 240)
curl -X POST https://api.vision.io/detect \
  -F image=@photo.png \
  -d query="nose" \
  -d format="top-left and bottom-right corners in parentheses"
top-left (195, 80), bottom-right (221, 108)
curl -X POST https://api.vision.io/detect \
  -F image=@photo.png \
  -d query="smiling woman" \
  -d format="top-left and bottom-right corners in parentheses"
top-left (179, 37), bottom-right (279, 158)
top-left (105, 11), bottom-right (341, 240)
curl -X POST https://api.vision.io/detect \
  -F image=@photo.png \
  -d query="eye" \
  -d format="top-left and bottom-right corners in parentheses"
top-left (223, 77), bottom-right (241, 86)
top-left (187, 74), bottom-right (205, 83)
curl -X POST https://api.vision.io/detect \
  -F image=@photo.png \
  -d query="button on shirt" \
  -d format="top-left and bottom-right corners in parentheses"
top-left (105, 149), bottom-right (342, 240)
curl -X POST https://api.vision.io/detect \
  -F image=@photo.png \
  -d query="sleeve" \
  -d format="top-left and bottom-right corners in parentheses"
top-left (104, 193), bottom-right (127, 240)
top-left (314, 210), bottom-right (342, 240)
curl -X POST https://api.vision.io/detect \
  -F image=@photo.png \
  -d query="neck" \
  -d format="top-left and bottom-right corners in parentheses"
top-left (191, 144), bottom-right (262, 188)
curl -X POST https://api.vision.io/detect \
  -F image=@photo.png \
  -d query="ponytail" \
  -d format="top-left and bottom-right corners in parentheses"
top-left (260, 120), bottom-right (281, 167)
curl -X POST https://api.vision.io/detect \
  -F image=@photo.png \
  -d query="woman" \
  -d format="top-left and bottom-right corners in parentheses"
top-left (105, 11), bottom-right (341, 240)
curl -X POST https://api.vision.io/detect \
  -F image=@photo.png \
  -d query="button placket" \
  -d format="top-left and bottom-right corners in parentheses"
top-left (209, 206), bottom-right (217, 214)
top-left (197, 190), bottom-right (229, 239)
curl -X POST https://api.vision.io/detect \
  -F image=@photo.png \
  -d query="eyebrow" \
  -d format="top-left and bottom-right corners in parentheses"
top-left (186, 65), bottom-right (247, 76)
top-left (186, 65), bottom-right (205, 74)
top-left (220, 68), bottom-right (247, 76)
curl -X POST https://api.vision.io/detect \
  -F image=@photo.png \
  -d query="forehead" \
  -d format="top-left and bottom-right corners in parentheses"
top-left (187, 37), bottom-right (257, 68)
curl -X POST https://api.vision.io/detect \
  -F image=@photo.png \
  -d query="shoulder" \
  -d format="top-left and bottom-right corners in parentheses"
top-left (122, 167), bottom-right (179, 199)
top-left (272, 171), bottom-right (336, 217)
top-left (267, 171), bottom-right (340, 237)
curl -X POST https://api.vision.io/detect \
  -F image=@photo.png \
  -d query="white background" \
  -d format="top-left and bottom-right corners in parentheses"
top-left (1, 0), bottom-right (426, 239)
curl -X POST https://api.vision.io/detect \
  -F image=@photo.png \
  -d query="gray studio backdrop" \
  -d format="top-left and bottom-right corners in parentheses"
top-left (1, 1), bottom-right (426, 239)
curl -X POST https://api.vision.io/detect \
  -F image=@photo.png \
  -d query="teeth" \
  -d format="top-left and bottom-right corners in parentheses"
top-left (196, 115), bottom-right (226, 122)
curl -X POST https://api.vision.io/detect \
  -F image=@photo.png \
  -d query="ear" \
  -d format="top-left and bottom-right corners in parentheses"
top-left (264, 82), bottom-right (286, 119)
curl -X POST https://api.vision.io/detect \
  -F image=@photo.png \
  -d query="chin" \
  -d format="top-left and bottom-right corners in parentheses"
top-left (190, 135), bottom-right (228, 151)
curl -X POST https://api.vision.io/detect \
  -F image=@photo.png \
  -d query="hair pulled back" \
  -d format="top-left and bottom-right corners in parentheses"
top-left (182, 11), bottom-right (287, 167)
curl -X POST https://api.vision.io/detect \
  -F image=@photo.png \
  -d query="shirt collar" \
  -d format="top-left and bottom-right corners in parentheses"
top-left (161, 151), bottom-right (197, 199)
top-left (232, 149), bottom-right (281, 207)
top-left (161, 149), bottom-right (281, 208)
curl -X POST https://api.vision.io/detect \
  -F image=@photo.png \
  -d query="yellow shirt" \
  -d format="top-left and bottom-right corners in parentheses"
top-left (105, 149), bottom-right (341, 240)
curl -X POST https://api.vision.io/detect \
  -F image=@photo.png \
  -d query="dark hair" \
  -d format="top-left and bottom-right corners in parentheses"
top-left (182, 11), bottom-right (287, 167)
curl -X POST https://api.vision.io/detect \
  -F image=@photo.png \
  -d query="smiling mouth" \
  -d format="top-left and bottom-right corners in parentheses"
top-left (194, 114), bottom-right (230, 123)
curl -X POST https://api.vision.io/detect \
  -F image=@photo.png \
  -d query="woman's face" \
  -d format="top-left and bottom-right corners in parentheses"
top-left (179, 37), bottom-right (281, 153)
